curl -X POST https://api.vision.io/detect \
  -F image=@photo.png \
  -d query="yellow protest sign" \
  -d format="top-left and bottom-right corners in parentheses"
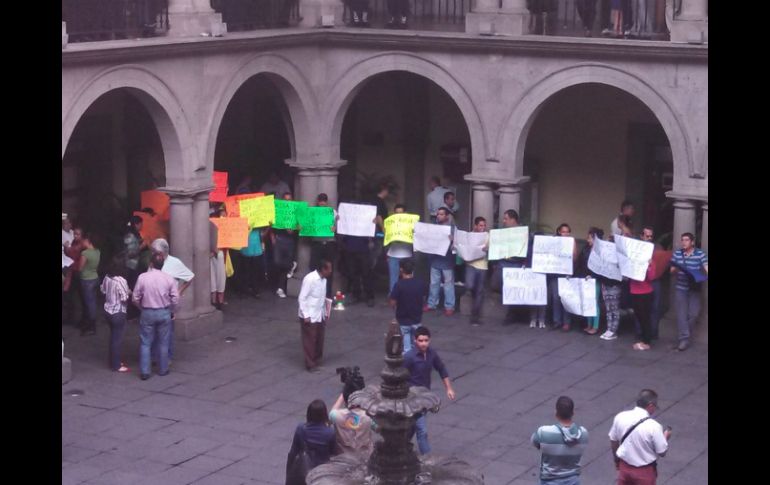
top-left (384, 213), bottom-right (420, 246)
top-left (239, 195), bottom-right (275, 228)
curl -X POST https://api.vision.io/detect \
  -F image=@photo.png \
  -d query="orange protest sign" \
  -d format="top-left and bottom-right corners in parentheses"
top-left (224, 192), bottom-right (264, 217)
top-left (133, 211), bottom-right (167, 244)
top-left (210, 217), bottom-right (249, 249)
top-left (140, 190), bottom-right (170, 221)
top-left (211, 171), bottom-right (229, 203)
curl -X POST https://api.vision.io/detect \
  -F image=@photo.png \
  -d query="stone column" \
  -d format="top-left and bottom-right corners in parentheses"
top-left (167, 0), bottom-right (226, 37)
top-left (62, 22), bottom-right (68, 49)
top-left (667, 0), bottom-right (707, 43)
top-left (672, 198), bottom-right (697, 245)
top-left (700, 203), bottom-right (708, 253)
top-left (498, 184), bottom-right (522, 226)
top-left (317, 169), bottom-right (340, 208)
top-left (168, 194), bottom-right (196, 319)
top-left (471, 182), bottom-right (495, 227)
top-left (192, 191), bottom-right (214, 315)
top-left (698, 202), bottom-right (708, 344)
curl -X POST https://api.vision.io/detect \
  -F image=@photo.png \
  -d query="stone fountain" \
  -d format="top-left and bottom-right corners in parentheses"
top-left (307, 322), bottom-right (483, 485)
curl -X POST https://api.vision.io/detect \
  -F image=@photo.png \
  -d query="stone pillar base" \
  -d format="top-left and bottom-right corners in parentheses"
top-left (299, 4), bottom-right (344, 28)
top-left (669, 20), bottom-right (707, 43)
top-left (62, 357), bottom-right (72, 384)
top-left (167, 12), bottom-right (227, 37)
top-left (287, 276), bottom-right (302, 298)
top-left (62, 22), bottom-right (68, 49)
top-left (465, 12), bottom-right (529, 36)
top-left (175, 310), bottom-right (223, 340)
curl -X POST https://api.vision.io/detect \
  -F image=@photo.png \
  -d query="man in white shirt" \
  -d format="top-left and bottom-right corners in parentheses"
top-left (298, 259), bottom-right (333, 372)
top-left (609, 200), bottom-right (635, 239)
top-left (609, 389), bottom-right (672, 485)
top-left (426, 176), bottom-right (459, 223)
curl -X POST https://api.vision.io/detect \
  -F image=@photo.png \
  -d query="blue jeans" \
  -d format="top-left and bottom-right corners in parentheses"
top-left (675, 289), bottom-right (701, 345)
top-left (414, 412), bottom-right (430, 454)
top-left (540, 475), bottom-right (580, 485)
top-left (428, 267), bottom-right (455, 310)
top-left (465, 266), bottom-right (486, 320)
top-left (549, 278), bottom-right (571, 326)
top-left (106, 311), bottom-right (127, 370)
top-left (388, 256), bottom-right (406, 295)
top-left (80, 278), bottom-right (99, 330)
top-left (400, 323), bottom-right (421, 353)
top-left (140, 308), bottom-right (172, 376)
top-left (152, 319), bottom-right (174, 362)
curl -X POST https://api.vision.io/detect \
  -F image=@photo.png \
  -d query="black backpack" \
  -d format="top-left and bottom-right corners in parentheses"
top-left (285, 426), bottom-right (313, 485)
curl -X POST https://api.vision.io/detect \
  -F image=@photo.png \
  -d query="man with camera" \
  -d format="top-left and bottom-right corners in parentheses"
top-left (330, 366), bottom-right (375, 456)
top-left (609, 389), bottom-right (672, 485)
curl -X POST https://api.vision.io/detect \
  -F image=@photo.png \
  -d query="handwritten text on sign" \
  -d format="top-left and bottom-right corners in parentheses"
top-left (413, 222), bottom-right (452, 256)
top-left (557, 278), bottom-right (597, 317)
top-left (239, 195), bottom-right (275, 228)
top-left (210, 217), bottom-right (249, 249)
top-left (614, 235), bottom-right (654, 282)
top-left (384, 213), bottom-right (420, 246)
top-left (502, 268), bottom-right (547, 305)
top-left (273, 200), bottom-right (308, 230)
top-left (454, 230), bottom-right (488, 262)
top-left (336, 203), bottom-right (377, 237)
top-left (531, 235), bottom-right (574, 275)
top-left (488, 226), bottom-right (529, 260)
top-left (298, 207), bottom-right (335, 237)
top-left (588, 238), bottom-right (622, 281)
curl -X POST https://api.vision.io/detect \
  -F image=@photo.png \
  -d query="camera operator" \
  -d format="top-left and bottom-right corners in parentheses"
top-left (329, 367), bottom-right (375, 456)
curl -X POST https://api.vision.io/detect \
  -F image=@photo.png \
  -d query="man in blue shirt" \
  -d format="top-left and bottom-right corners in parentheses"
top-left (389, 258), bottom-right (428, 353)
top-left (669, 232), bottom-right (708, 351)
top-left (403, 326), bottom-right (456, 454)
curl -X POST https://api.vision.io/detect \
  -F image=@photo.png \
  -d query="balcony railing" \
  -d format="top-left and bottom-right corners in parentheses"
top-left (62, 0), bottom-right (169, 43)
top-left (210, 0), bottom-right (301, 31)
top-left (342, 0), bottom-right (470, 31)
top-left (531, 0), bottom-right (670, 40)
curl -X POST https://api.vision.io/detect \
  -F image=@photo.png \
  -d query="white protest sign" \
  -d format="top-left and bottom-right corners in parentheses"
top-left (413, 222), bottom-right (452, 256)
top-left (557, 278), bottom-right (597, 317)
top-left (502, 268), bottom-right (547, 305)
top-left (531, 235), bottom-right (574, 275)
top-left (454, 230), bottom-right (487, 262)
top-left (62, 247), bottom-right (74, 268)
top-left (615, 235), bottom-right (654, 282)
top-left (336, 203), bottom-right (377, 237)
top-left (488, 226), bottom-right (529, 260)
top-left (587, 238), bottom-right (622, 281)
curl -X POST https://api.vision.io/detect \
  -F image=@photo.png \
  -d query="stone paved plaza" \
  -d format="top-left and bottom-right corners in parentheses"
top-left (62, 290), bottom-right (708, 485)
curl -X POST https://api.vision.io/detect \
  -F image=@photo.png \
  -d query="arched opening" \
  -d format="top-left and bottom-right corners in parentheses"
top-left (521, 83), bottom-right (680, 247)
top-left (62, 88), bottom-right (166, 262)
top-left (213, 74), bottom-right (294, 195)
top-left (338, 71), bottom-right (472, 226)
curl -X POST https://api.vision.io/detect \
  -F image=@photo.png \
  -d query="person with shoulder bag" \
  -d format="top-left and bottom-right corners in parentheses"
top-left (286, 399), bottom-right (336, 485)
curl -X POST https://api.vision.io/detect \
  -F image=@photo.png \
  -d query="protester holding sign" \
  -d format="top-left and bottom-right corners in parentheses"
top-left (669, 232), bottom-right (708, 352)
top-left (492, 210), bottom-right (529, 324)
top-left (547, 224), bottom-right (577, 332)
top-left (270, 192), bottom-right (299, 299)
top-left (237, 228), bottom-right (266, 298)
top-left (592, 234), bottom-right (623, 341)
top-left (575, 227), bottom-right (604, 335)
top-left (642, 226), bottom-right (667, 340)
top-left (209, 204), bottom-right (228, 310)
top-left (423, 208), bottom-right (456, 316)
top-left (306, 194), bottom-right (338, 298)
top-left (462, 217), bottom-right (489, 326)
top-left (386, 204), bottom-right (415, 293)
top-left (630, 255), bottom-right (656, 351)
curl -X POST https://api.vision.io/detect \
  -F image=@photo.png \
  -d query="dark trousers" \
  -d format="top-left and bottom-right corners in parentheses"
top-left (350, 0), bottom-right (369, 16)
top-left (576, 0), bottom-right (597, 30)
top-left (387, 0), bottom-right (409, 17)
top-left (106, 311), bottom-right (127, 370)
top-left (239, 255), bottom-right (264, 293)
top-left (80, 278), bottom-right (100, 332)
top-left (271, 236), bottom-right (295, 292)
top-left (631, 292), bottom-right (653, 344)
top-left (600, 0), bottom-right (612, 28)
top-left (300, 319), bottom-right (325, 369)
top-left (344, 251), bottom-right (374, 300)
top-left (465, 266), bottom-right (486, 321)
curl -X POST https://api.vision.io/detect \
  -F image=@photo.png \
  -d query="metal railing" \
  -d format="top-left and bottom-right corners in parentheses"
top-left (529, 0), bottom-right (670, 40)
top-left (62, 0), bottom-right (169, 43)
top-left (210, 0), bottom-right (301, 31)
top-left (342, 0), bottom-right (470, 31)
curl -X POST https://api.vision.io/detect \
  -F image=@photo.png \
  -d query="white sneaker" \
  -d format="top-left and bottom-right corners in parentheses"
top-left (455, 281), bottom-right (465, 287)
top-left (600, 331), bottom-right (617, 340)
top-left (286, 261), bottom-right (298, 279)
top-left (276, 288), bottom-right (287, 298)
top-left (529, 320), bottom-right (537, 328)
top-left (538, 321), bottom-right (546, 329)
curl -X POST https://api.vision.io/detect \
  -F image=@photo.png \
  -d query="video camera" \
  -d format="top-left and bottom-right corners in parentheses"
top-left (336, 366), bottom-right (365, 404)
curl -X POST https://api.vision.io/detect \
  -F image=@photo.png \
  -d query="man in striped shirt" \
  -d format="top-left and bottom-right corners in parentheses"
top-left (669, 232), bottom-right (708, 351)
top-left (531, 396), bottom-right (589, 485)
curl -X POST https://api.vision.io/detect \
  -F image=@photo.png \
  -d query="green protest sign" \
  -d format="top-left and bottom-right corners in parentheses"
top-left (298, 206), bottom-right (335, 237)
top-left (273, 200), bottom-right (308, 230)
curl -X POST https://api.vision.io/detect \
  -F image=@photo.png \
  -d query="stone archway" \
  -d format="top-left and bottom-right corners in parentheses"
top-left (497, 63), bottom-right (695, 191)
top-left (203, 53), bottom-right (319, 169)
top-left (62, 65), bottom-right (193, 186)
top-left (321, 52), bottom-right (488, 171)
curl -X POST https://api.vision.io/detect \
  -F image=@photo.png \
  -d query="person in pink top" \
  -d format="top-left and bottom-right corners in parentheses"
top-left (132, 252), bottom-right (179, 380)
top-left (629, 251), bottom-right (656, 351)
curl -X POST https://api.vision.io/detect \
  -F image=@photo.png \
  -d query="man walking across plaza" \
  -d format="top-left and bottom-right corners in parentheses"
top-left (389, 258), bottom-right (428, 353)
top-left (403, 326), bottom-right (456, 454)
top-left (531, 396), bottom-right (589, 485)
top-left (423, 207), bottom-right (456, 316)
top-left (132, 251), bottom-right (179, 380)
top-left (669, 232), bottom-right (708, 351)
top-left (609, 389), bottom-right (672, 485)
top-left (298, 259), bottom-right (333, 372)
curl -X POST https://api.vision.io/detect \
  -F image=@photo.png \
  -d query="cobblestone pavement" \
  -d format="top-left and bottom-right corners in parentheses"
top-left (62, 290), bottom-right (707, 485)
